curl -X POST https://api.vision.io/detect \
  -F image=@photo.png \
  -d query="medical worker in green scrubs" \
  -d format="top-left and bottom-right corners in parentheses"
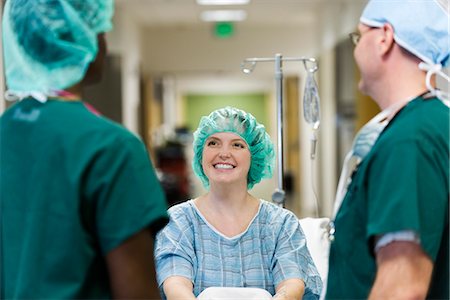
top-left (326, 1), bottom-right (449, 299)
top-left (0, 0), bottom-right (168, 298)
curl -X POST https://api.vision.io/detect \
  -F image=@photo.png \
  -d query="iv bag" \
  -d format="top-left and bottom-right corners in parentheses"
top-left (303, 72), bottom-right (320, 129)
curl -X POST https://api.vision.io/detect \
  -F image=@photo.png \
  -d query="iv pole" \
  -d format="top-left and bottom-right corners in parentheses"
top-left (241, 53), bottom-right (318, 208)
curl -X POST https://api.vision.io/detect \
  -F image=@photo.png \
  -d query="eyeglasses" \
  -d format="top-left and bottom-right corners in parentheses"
top-left (349, 32), bottom-right (361, 46)
top-left (349, 27), bottom-right (378, 46)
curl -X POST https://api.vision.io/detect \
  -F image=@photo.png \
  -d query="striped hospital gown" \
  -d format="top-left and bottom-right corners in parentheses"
top-left (155, 199), bottom-right (322, 299)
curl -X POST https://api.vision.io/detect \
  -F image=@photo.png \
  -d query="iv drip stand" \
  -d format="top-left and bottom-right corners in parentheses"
top-left (241, 53), bottom-right (318, 208)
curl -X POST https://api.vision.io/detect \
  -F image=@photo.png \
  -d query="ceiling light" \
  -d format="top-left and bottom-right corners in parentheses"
top-left (196, 0), bottom-right (251, 5)
top-left (200, 10), bottom-right (247, 22)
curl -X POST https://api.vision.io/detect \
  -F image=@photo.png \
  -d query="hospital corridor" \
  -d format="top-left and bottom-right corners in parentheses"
top-left (1, 0), bottom-right (449, 299)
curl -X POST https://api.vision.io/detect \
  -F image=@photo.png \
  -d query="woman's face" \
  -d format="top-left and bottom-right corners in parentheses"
top-left (202, 132), bottom-right (251, 188)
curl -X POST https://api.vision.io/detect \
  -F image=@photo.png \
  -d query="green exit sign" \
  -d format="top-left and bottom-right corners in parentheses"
top-left (214, 22), bottom-right (234, 38)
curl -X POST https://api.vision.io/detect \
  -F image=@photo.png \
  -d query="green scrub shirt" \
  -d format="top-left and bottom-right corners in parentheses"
top-left (326, 97), bottom-right (449, 299)
top-left (0, 99), bottom-right (168, 299)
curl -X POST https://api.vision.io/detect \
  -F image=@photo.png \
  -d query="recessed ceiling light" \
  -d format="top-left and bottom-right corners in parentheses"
top-left (200, 10), bottom-right (247, 22)
top-left (196, 0), bottom-right (251, 5)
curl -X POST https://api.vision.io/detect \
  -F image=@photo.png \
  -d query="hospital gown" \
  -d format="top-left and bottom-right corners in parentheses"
top-left (155, 199), bottom-right (322, 299)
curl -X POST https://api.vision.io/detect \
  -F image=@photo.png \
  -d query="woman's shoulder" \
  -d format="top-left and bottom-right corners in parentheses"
top-left (167, 200), bottom-right (195, 218)
top-left (258, 199), bottom-right (299, 226)
top-left (158, 201), bottom-right (197, 238)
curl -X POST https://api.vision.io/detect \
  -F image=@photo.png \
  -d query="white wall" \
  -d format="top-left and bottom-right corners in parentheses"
top-left (140, 24), bottom-right (317, 76)
top-left (108, 9), bottom-right (142, 135)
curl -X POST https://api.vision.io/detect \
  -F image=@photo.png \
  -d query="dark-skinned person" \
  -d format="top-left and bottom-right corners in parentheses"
top-left (0, 0), bottom-right (168, 298)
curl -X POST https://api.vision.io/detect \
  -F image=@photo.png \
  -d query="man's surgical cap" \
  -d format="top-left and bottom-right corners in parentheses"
top-left (192, 107), bottom-right (275, 190)
top-left (360, 0), bottom-right (450, 67)
top-left (2, 0), bottom-right (114, 94)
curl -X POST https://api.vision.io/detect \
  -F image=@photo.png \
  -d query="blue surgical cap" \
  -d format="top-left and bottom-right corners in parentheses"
top-left (360, 0), bottom-right (450, 67)
top-left (192, 107), bottom-right (275, 190)
top-left (2, 0), bottom-right (114, 95)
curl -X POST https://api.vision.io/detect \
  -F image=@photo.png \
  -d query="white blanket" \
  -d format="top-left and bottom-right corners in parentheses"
top-left (198, 287), bottom-right (272, 300)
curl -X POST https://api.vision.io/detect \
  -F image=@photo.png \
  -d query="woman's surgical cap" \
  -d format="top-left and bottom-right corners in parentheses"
top-left (192, 107), bottom-right (275, 190)
top-left (360, 0), bottom-right (449, 67)
top-left (2, 0), bottom-right (114, 95)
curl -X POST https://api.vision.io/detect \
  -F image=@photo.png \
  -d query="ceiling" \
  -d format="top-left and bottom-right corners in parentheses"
top-left (115, 0), bottom-right (330, 28)
top-left (111, 0), bottom-right (367, 77)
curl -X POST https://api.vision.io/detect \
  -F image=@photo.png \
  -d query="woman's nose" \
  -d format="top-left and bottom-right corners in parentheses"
top-left (218, 149), bottom-right (231, 159)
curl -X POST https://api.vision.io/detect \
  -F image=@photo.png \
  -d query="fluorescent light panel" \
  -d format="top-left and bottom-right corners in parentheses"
top-left (200, 10), bottom-right (247, 22)
top-left (196, 0), bottom-right (250, 5)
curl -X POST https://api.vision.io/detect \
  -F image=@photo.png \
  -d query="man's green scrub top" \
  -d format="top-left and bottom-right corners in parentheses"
top-left (326, 97), bottom-right (449, 299)
top-left (1, 99), bottom-right (168, 299)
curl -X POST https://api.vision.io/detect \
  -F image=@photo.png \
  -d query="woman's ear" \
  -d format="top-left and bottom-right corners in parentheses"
top-left (379, 23), bottom-right (395, 56)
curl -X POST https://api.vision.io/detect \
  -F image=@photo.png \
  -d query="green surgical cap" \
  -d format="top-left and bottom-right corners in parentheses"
top-left (2, 0), bottom-right (114, 94)
top-left (192, 107), bottom-right (275, 190)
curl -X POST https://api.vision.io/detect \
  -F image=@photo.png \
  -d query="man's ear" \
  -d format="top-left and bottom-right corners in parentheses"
top-left (379, 23), bottom-right (395, 56)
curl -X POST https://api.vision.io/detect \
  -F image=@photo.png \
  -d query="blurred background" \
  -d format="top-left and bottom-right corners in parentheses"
top-left (1, 0), bottom-right (447, 218)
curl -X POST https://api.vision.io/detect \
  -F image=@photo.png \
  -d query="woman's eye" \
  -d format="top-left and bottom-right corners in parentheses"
top-left (233, 142), bottom-right (245, 149)
top-left (207, 140), bottom-right (217, 146)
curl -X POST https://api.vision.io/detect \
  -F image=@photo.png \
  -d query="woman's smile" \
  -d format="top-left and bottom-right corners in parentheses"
top-left (213, 163), bottom-right (235, 170)
top-left (202, 132), bottom-right (251, 185)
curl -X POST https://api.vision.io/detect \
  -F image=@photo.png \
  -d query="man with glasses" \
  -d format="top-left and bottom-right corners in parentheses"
top-left (326, 0), bottom-right (449, 299)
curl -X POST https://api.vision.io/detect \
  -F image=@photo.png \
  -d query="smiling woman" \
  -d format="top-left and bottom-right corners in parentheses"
top-left (201, 132), bottom-right (251, 188)
top-left (154, 107), bottom-right (323, 300)
top-left (192, 106), bottom-right (274, 190)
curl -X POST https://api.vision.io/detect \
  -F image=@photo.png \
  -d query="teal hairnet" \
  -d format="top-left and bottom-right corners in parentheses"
top-left (2, 0), bottom-right (114, 95)
top-left (192, 107), bottom-right (275, 190)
